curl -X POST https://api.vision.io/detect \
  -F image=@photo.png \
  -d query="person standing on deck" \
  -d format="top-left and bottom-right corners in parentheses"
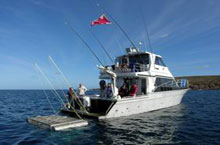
top-left (119, 83), bottom-right (129, 97)
top-left (106, 83), bottom-right (113, 98)
top-left (77, 84), bottom-right (89, 108)
top-left (66, 87), bottom-right (75, 108)
top-left (77, 83), bottom-right (87, 97)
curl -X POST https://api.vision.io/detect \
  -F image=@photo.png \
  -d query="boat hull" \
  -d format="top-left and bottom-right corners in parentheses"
top-left (99, 89), bottom-right (188, 119)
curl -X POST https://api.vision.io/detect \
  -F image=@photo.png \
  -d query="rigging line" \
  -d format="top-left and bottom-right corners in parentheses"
top-left (48, 56), bottom-right (77, 98)
top-left (139, 10), bottom-right (148, 52)
top-left (92, 1), bottom-right (137, 49)
top-left (116, 38), bottom-right (124, 55)
top-left (34, 66), bottom-right (59, 113)
top-left (48, 56), bottom-right (72, 103)
top-left (48, 56), bottom-right (71, 87)
top-left (103, 10), bottom-right (146, 63)
top-left (35, 65), bottom-right (65, 109)
top-left (34, 63), bottom-right (66, 108)
top-left (48, 56), bottom-right (88, 113)
top-left (34, 64), bottom-right (62, 106)
top-left (93, 1), bottom-right (146, 63)
top-left (138, 5), bottom-right (154, 71)
top-left (103, 10), bottom-right (137, 49)
top-left (48, 56), bottom-right (76, 104)
top-left (43, 90), bottom-right (57, 114)
top-left (64, 17), bottom-right (105, 66)
top-left (89, 28), bottom-right (114, 63)
top-left (139, 6), bottom-right (153, 53)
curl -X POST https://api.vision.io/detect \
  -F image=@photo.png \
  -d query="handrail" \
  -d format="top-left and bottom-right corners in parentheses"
top-left (153, 79), bottom-right (178, 92)
top-left (153, 79), bottom-right (188, 92)
top-left (110, 63), bottom-right (150, 73)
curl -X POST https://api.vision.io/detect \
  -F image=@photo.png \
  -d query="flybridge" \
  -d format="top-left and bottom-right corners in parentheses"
top-left (101, 48), bottom-right (164, 74)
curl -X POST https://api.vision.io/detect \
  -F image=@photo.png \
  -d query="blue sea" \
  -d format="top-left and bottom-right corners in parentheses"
top-left (0, 90), bottom-right (220, 145)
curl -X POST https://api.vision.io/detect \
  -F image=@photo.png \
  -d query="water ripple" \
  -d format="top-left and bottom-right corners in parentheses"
top-left (0, 90), bottom-right (220, 144)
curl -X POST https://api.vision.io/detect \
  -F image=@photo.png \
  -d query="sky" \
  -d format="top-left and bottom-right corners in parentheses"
top-left (0, 0), bottom-right (220, 89)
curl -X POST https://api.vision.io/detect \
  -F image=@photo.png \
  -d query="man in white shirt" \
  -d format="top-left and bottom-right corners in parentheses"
top-left (77, 83), bottom-right (87, 97)
top-left (77, 83), bottom-right (90, 108)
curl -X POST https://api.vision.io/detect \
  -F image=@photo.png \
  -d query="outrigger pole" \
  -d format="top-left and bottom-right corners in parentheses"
top-left (89, 28), bottom-right (114, 63)
top-left (103, 10), bottom-right (137, 49)
top-left (34, 63), bottom-right (66, 108)
top-left (65, 18), bottom-right (105, 66)
top-left (93, 1), bottom-right (136, 48)
top-left (93, 1), bottom-right (145, 62)
top-left (34, 65), bottom-right (58, 113)
top-left (48, 56), bottom-right (88, 113)
top-left (48, 56), bottom-right (71, 87)
top-left (139, 6), bottom-right (153, 53)
top-left (104, 9), bottom-right (146, 63)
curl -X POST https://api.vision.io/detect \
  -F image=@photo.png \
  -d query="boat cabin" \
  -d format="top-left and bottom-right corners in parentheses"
top-left (99, 48), bottom-right (179, 97)
top-left (63, 48), bottom-right (188, 119)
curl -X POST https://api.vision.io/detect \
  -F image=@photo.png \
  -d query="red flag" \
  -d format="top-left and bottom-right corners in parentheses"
top-left (91, 14), bottom-right (111, 26)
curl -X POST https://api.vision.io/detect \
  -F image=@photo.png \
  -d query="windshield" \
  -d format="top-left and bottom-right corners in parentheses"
top-left (129, 54), bottom-right (149, 65)
top-left (155, 57), bottom-right (166, 66)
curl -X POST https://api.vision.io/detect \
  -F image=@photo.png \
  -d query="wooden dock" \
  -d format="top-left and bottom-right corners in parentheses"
top-left (28, 115), bottom-right (88, 131)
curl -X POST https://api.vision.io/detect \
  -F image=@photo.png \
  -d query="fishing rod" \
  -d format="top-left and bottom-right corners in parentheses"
top-left (138, 5), bottom-right (154, 71)
top-left (92, 1), bottom-right (137, 48)
top-left (65, 17), bottom-right (105, 66)
top-left (48, 56), bottom-right (71, 87)
top-left (48, 56), bottom-right (73, 105)
top-left (139, 6), bottom-right (153, 53)
top-left (34, 63), bottom-right (66, 108)
top-left (89, 28), bottom-right (114, 64)
top-left (34, 65), bottom-right (59, 114)
top-left (48, 56), bottom-right (88, 113)
top-left (92, 1), bottom-right (146, 64)
top-left (103, 10), bottom-right (138, 50)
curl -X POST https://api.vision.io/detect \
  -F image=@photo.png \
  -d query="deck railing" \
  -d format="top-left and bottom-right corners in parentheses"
top-left (113, 64), bottom-right (150, 73)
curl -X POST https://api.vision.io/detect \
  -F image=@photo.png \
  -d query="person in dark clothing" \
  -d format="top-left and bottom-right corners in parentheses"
top-left (99, 80), bottom-right (106, 98)
top-left (66, 87), bottom-right (75, 108)
top-left (106, 83), bottom-right (113, 98)
top-left (119, 83), bottom-right (129, 97)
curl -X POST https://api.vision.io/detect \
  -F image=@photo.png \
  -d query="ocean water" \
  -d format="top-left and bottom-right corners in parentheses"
top-left (0, 90), bottom-right (220, 145)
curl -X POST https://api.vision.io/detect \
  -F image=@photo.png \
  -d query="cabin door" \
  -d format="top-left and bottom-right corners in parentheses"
top-left (141, 79), bottom-right (147, 95)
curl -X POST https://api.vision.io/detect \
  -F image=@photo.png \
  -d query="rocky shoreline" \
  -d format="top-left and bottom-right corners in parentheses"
top-left (176, 75), bottom-right (220, 90)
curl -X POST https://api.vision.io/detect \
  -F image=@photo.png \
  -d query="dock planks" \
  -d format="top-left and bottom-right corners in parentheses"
top-left (28, 115), bottom-right (88, 131)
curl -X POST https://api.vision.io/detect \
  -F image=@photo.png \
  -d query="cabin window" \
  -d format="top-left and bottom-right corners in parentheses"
top-left (155, 57), bottom-right (166, 66)
top-left (129, 54), bottom-right (149, 65)
top-left (154, 77), bottom-right (178, 92)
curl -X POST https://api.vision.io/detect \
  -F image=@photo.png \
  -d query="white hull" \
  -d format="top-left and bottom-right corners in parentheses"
top-left (99, 89), bottom-right (188, 119)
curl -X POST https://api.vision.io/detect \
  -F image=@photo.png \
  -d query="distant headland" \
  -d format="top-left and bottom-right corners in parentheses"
top-left (176, 75), bottom-right (220, 90)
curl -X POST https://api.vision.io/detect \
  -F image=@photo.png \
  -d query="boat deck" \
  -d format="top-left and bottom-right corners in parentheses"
top-left (61, 109), bottom-right (105, 118)
top-left (28, 115), bottom-right (88, 131)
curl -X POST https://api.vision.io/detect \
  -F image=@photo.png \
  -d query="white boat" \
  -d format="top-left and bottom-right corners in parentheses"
top-left (63, 48), bottom-right (188, 119)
